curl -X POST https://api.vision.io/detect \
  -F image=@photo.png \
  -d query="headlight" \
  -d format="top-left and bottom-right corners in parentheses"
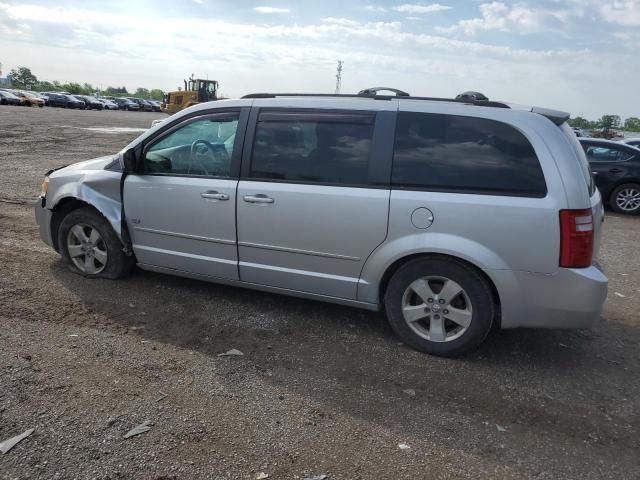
top-left (40, 176), bottom-right (49, 197)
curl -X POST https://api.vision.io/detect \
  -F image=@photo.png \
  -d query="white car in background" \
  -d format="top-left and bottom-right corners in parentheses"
top-left (99, 98), bottom-right (119, 110)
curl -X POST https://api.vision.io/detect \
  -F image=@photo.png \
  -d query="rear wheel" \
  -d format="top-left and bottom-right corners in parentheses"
top-left (58, 207), bottom-right (134, 279)
top-left (610, 183), bottom-right (640, 215)
top-left (384, 257), bottom-right (495, 357)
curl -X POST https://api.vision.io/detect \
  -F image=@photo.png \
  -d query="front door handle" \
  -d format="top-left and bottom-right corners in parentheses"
top-left (609, 168), bottom-right (623, 174)
top-left (201, 191), bottom-right (229, 201)
top-left (243, 194), bottom-right (274, 204)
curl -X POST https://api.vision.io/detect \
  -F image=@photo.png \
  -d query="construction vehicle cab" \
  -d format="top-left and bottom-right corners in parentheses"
top-left (161, 78), bottom-right (218, 115)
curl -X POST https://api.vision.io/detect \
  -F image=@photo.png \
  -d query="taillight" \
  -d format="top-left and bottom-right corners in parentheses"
top-left (559, 209), bottom-right (593, 268)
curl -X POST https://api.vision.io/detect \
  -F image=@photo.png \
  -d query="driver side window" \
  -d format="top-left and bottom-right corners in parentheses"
top-left (144, 114), bottom-right (239, 177)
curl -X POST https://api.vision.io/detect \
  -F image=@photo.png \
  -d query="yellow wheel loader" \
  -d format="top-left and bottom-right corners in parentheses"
top-left (161, 77), bottom-right (218, 115)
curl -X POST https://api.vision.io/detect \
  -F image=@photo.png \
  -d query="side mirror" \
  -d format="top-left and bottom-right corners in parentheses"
top-left (122, 148), bottom-right (139, 173)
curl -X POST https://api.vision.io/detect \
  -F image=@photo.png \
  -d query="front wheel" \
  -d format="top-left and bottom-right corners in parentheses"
top-left (384, 257), bottom-right (495, 357)
top-left (610, 183), bottom-right (640, 215)
top-left (58, 207), bottom-right (134, 279)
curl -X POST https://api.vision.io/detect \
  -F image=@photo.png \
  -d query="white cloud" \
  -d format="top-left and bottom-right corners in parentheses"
top-left (321, 17), bottom-right (360, 27)
top-left (437, 2), bottom-right (572, 35)
top-left (364, 5), bottom-right (388, 13)
top-left (599, 0), bottom-right (640, 27)
top-left (392, 3), bottom-right (452, 14)
top-left (254, 6), bottom-right (290, 14)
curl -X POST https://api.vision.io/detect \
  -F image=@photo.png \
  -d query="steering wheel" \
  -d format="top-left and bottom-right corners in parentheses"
top-left (189, 140), bottom-right (230, 176)
top-left (189, 140), bottom-right (216, 175)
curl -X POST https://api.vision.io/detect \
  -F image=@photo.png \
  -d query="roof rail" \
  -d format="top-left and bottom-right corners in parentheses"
top-left (357, 87), bottom-right (410, 96)
top-left (241, 92), bottom-right (510, 108)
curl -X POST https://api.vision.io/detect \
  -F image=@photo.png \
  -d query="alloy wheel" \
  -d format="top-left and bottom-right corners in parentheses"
top-left (66, 223), bottom-right (108, 274)
top-left (401, 276), bottom-right (473, 342)
top-left (616, 187), bottom-right (640, 212)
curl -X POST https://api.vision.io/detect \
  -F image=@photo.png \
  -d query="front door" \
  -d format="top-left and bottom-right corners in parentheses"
top-left (236, 108), bottom-right (392, 299)
top-left (124, 110), bottom-right (245, 279)
top-left (584, 142), bottom-right (635, 197)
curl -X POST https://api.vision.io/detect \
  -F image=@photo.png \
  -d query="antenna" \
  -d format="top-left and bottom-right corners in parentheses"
top-left (334, 60), bottom-right (343, 94)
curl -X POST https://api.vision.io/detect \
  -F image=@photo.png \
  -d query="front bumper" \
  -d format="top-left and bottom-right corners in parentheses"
top-left (34, 199), bottom-right (54, 248)
top-left (491, 264), bottom-right (608, 329)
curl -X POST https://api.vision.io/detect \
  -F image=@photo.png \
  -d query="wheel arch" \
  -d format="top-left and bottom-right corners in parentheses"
top-left (50, 197), bottom-right (114, 252)
top-left (608, 179), bottom-right (640, 204)
top-left (376, 252), bottom-right (502, 328)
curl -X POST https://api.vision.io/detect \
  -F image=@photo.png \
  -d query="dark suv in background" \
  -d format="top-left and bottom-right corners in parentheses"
top-left (75, 95), bottom-right (104, 110)
top-left (42, 93), bottom-right (72, 108)
top-left (125, 97), bottom-right (153, 112)
top-left (110, 97), bottom-right (139, 111)
top-left (579, 138), bottom-right (640, 214)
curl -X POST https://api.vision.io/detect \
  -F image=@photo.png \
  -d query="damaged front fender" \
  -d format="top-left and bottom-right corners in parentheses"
top-left (46, 156), bottom-right (124, 241)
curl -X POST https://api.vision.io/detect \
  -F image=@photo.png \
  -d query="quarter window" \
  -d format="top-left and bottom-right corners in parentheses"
top-left (249, 112), bottom-right (375, 185)
top-left (392, 112), bottom-right (547, 197)
top-left (144, 115), bottom-right (239, 177)
top-left (583, 145), bottom-right (633, 162)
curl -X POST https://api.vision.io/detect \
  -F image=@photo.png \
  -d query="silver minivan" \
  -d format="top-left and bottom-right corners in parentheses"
top-left (34, 90), bottom-right (608, 356)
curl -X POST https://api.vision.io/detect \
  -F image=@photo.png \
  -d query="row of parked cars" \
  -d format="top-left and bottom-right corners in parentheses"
top-left (0, 88), bottom-right (161, 112)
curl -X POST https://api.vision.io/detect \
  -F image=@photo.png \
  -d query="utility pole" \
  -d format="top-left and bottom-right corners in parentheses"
top-left (335, 60), bottom-right (343, 94)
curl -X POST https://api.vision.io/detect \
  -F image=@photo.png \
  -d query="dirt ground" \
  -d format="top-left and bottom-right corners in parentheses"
top-left (1, 105), bottom-right (639, 480)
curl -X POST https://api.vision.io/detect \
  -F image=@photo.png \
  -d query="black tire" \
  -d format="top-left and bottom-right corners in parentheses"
top-left (609, 183), bottom-right (640, 215)
top-left (58, 207), bottom-right (134, 279)
top-left (0, 100), bottom-right (6, 105)
top-left (384, 257), bottom-right (495, 357)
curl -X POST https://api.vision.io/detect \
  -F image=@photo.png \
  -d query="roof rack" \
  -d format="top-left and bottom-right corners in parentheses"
top-left (241, 90), bottom-right (510, 109)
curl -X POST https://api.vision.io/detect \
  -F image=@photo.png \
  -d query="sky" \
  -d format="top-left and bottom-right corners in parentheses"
top-left (0, 0), bottom-right (639, 119)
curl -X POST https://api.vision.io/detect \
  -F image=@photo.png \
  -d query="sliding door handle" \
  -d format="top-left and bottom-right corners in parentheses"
top-left (243, 194), bottom-right (274, 204)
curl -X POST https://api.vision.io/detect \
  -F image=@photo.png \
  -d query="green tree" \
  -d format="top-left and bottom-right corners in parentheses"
top-left (82, 83), bottom-right (95, 95)
top-left (623, 117), bottom-right (640, 132)
top-left (104, 86), bottom-right (129, 96)
top-left (134, 87), bottom-right (150, 98)
top-left (34, 80), bottom-right (55, 92)
top-left (149, 89), bottom-right (164, 101)
top-left (7, 66), bottom-right (38, 89)
top-left (62, 82), bottom-right (83, 94)
top-left (597, 115), bottom-right (621, 130)
top-left (569, 116), bottom-right (591, 129)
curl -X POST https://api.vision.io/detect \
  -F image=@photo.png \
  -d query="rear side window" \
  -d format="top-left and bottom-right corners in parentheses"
top-left (583, 144), bottom-right (633, 162)
top-left (250, 111), bottom-right (375, 186)
top-left (392, 112), bottom-right (547, 197)
top-left (561, 123), bottom-right (595, 196)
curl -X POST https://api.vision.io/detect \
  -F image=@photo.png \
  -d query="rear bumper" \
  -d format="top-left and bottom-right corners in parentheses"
top-left (490, 264), bottom-right (608, 329)
top-left (34, 199), bottom-right (54, 248)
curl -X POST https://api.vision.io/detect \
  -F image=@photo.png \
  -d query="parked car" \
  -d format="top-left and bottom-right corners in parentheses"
top-left (126, 97), bottom-right (153, 112)
top-left (572, 127), bottom-right (588, 137)
top-left (98, 98), bottom-right (119, 110)
top-left (34, 90), bottom-right (608, 357)
top-left (10, 90), bottom-right (45, 107)
top-left (0, 90), bottom-right (23, 106)
top-left (75, 95), bottom-right (104, 110)
top-left (64, 95), bottom-right (85, 109)
top-left (622, 138), bottom-right (640, 148)
top-left (42, 92), bottom-right (71, 108)
top-left (148, 100), bottom-right (162, 112)
top-left (579, 138), bottom-right (640, 215)
top-left (110, 97), bottom-right (140, 111)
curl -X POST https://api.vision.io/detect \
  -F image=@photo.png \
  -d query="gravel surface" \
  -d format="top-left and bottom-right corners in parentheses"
top-left (1, 105), bottom-right (639, 479)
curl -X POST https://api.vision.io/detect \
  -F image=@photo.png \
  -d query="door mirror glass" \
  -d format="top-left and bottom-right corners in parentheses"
top-left (122, 148), bottom-right (138, 173)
